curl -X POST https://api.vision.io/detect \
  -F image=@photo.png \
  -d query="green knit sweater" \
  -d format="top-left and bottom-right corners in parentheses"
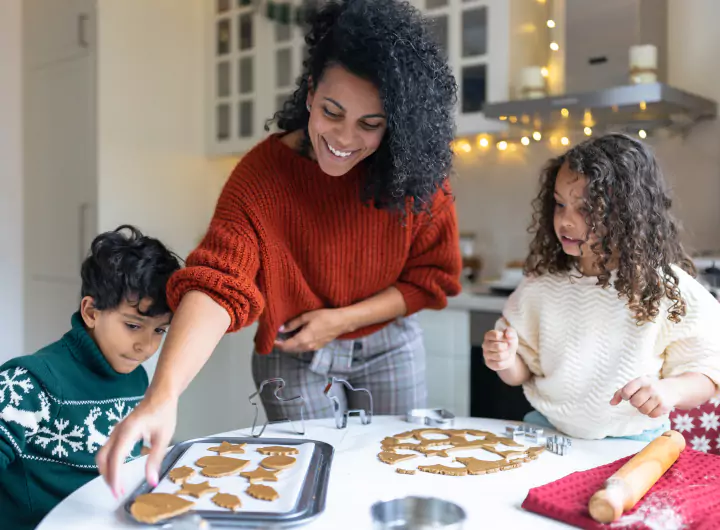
top-left (0, 312), bottom-right (148, 529)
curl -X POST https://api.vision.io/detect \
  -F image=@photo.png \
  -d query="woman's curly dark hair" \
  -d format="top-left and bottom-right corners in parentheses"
top-left (525, 133), bottom-right (696, 324)
top-left (267, 0), bottom-right (457, 213)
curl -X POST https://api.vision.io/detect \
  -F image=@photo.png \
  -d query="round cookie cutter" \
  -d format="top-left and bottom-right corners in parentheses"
top-left (371, 496), bottom-right (466, 529)
top-left (405, 408), bottom-right (455, 428)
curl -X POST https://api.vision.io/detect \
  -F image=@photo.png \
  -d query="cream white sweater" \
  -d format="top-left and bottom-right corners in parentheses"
top-left (495, 266), bottom-right (720, 439)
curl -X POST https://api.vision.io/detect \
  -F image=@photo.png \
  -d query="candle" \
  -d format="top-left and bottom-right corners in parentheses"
top-left (629, 44), bottom-right (658, 84)
top-left (521, 66), bottom-right (546, 99)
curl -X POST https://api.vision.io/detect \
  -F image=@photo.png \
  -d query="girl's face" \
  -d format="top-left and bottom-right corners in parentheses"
top-left (553, 162), bottom-right (600, 273)
top-left (306, 64), bottom-right (387, 176)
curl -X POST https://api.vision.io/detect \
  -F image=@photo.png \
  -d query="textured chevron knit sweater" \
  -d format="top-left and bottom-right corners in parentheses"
top-left (0, 312), bottom-right (147, 530)
top-left (167, 133), bottom-right (462, 353)
top-left (496, 266), bottom-right (720, 440)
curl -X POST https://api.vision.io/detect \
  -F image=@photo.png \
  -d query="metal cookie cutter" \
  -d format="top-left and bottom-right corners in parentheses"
top-left (323, 377), bottom-right (373, 429)
top-left (546, 435), bottom-right (572, 455)
top-left (406, 408), bottom-right (455, 428)
top-left (505, 424), bottom-right (546, 444)
top-left (248, 378), bottom-right (306, 438)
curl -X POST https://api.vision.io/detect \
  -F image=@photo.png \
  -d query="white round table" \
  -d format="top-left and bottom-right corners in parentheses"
top-left (37, 416), bottom-right (645, 529)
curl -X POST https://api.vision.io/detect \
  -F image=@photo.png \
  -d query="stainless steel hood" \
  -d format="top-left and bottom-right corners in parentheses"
top-left (482, 0), bottom-right (717, 133)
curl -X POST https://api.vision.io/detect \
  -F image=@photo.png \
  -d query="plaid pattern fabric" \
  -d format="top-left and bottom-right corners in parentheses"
top-left (251, 316), bottom-right (427, 421)
top-left (670, 391), bottom-right (720, 455)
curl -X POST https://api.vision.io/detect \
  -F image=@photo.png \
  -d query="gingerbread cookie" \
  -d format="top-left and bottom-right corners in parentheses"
top-left (396, 468), bottom-right (416, 475)
top-left (527, 446), bottom-right (545, 458)
top-left (241, 467), bottom-right (280, 484)
top-left (418, 464), bottom-right (468, 476)
top-left (246, 484), bottom-right (280, 501)
top-left (130, 493), bottom-right (195, 524)
top-left (212, 492), bottom-right (242, 511)
top-left (176, 481), bottom-right (219, 498)
top-left (378, 451), bottom-right (418, 465)
top-left (436, 441), bottom-right (488, 458)
top-left (257, 446), bottom-right (300, 456)
top-left (196, 455), bottom-right (250, 477)
top-left (168, 466), bottom-right (196, 484)
top-left (208, 441), bottom-right (246, 455)
top-left (260, 455), bottom-right (297, 470)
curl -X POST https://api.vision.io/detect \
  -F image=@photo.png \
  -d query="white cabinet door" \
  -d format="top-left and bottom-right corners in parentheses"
top-left (24, 0), bottom-right (95, 69)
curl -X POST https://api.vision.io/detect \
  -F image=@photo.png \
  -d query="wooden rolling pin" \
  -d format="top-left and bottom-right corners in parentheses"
top-left (588, 430), bottom-right (686, 523)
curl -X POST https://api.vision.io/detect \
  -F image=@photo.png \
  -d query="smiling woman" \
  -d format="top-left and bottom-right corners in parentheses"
top-left (96, 0), bottom-right (462, 497)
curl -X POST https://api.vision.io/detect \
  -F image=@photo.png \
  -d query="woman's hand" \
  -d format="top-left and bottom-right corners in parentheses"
top-left (96, 391), bottom-right (178, 498)
top-left (273, 308), bottom-right (351, 353)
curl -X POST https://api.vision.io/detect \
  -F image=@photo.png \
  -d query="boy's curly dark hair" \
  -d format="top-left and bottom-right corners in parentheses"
top-left (267, 0), bottom-right (457, 213)
top-left (525, 133), bottom-right (696, 324)
top-left (81, 225), bottom-right (182, 317)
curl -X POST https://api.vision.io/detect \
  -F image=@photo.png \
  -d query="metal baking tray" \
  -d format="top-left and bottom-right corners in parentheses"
top-left (123, 437), bottom-right (334, 527)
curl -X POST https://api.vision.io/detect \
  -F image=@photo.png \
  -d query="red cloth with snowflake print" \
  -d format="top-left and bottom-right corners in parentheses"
top-left (669, 392), bottom-right (720, 455)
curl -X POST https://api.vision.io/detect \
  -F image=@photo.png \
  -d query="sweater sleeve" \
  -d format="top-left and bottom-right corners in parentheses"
top-left (166, 165), bottom-right (265, 332)
top-left (661, 274), bottom-right (720, 388)
top-left (0, 364), bottom-right (54, 469)
top-left (494, 278), bottom-right (544, 377)
top-left (394, 183), bottom-right (462, 316)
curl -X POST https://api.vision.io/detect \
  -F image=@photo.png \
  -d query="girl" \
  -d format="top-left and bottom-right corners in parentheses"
top-left (483, 133), bottom-right (720, 440)
top-left (98, 0), bottom-right (461, 494)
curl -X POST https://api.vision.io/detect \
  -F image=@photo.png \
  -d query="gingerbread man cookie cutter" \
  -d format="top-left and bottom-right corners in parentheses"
top-left (323, 377), bottom-right (373, 429)
top-left (546, 434), bottom-right (572, 455)
top-left (248, 378), bottom-right (306, 438)
top-left (505, 424), bottom-right (546, 444)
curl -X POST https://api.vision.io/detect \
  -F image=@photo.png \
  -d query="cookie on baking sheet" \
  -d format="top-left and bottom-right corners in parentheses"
top-left (130, 493), bottom-right (195, 524)
top-left (208, 441), bottom-right (247, 455)
top-left (212, 492), bottom-right (242, 511)
top-left (241, 467), bottom-right (281, 484)
top-left (257, 445), bottom-right (300, 456)
top-left (260, 455), bottom-right (297, 470)
top-left (246, 484), bottom-right (280, 501)
top-left (196, 455), bottom-right (250, 477)
top-left (176, 481), bottom-right (219, 498)
top-left (168, 466), bottom-right (196, 484)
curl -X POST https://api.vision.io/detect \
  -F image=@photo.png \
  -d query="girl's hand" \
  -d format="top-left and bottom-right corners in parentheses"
top-left (610, 377), bottom-right (678, 418)
top-left (273, 309), bottom-right (350, 353)
top-left (482, 328), bottom-right (519, 371)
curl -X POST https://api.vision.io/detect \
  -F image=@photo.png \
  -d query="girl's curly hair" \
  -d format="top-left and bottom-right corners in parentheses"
top-left (525, 133), bottom-right (696, 324)
top-left (267, 0), bottom-right (457, 214)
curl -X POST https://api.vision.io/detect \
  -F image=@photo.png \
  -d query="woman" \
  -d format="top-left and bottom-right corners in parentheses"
top-left (97, 0), bottom-right (461, 494)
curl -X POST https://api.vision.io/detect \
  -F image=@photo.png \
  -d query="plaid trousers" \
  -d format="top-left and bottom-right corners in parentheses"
top-left (251, 315), bottom-right (427, 422)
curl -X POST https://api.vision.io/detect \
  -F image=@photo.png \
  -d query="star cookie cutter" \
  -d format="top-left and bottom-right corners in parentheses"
top-left (323, 377), bottom-right (373, 429)
top-left (248, 378), bottom-right (306, 438)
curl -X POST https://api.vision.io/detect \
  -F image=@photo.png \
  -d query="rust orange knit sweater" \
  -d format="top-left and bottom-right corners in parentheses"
top-left (167, 134), bottom-right (462, 354)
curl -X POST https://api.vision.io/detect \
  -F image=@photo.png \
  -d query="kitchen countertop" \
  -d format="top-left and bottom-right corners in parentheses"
top-left (38, 416), bottom-right (646, 529)
top-left (446, 288), bottom-right (509, 312)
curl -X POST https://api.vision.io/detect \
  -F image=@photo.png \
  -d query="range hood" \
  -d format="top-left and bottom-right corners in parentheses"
top-left (482, 0), bottom-right (717, 134)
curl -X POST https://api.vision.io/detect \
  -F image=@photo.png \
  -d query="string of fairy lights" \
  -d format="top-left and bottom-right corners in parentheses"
top-left (450, 0), bottom-right (649, 156)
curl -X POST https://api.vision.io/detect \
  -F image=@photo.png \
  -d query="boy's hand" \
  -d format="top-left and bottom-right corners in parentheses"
top-left (610, 377), bottom-right (678, 418)
top-left (482, 328), bottom-right (519, 371)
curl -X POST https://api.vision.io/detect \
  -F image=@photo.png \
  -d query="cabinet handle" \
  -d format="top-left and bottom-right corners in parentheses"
top-left (78, 14), bottom-right (89, 48)
top-left (79, 202), bottom-right (90, 267)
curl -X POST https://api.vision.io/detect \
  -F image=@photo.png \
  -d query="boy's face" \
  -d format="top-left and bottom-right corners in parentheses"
top-left (80, 296), bottom-right (171, 374)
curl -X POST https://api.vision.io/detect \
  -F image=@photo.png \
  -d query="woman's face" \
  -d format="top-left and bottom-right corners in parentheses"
top-left (306, 64), bottom-right (387, 176)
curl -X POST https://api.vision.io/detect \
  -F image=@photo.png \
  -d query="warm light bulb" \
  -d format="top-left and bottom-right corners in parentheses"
top-left (540, 67), bottom-right (549, 78)
top-left (532, 131), bottom-right (542, 141)
top-left (546, 20), bottom-right (556, 28)
top-left (584, 127), bottom-right (592, 136)
top-left (638, 130), bottom-right (647, 139)
top-left (550, 42), bottom-right (559, 51)
top-left (509, 116), bottom-right (518, 123)
top-left (561, 108), bottom-right (569, 118)
top-left (497, 141), bottom-right (508, 151)
top-left (561, 136), bottom-right (570, 146)
top-left (640, 101), bottom-right (647, 111)
top-left (521, 115), bottom-right (530, 124)
top-left (478, 137), bottom-right (489, 148)
top-left (499, 116), bottom-right (507, 121)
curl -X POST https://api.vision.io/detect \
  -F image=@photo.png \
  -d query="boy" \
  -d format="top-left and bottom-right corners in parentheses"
top-left (0, 225), bottom-right (181, 529)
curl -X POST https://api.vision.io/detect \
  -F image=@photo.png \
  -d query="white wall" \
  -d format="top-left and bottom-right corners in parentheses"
top-left (0, 0), bottom-right (24, 363)
top-left (96, 0), bottom-right (261, 441)
top-left (455, 0), bottom-right (720, 278)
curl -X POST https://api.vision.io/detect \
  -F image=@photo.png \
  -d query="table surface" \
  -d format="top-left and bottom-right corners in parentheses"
top-left (37, 416), bottom-right (646, 529)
